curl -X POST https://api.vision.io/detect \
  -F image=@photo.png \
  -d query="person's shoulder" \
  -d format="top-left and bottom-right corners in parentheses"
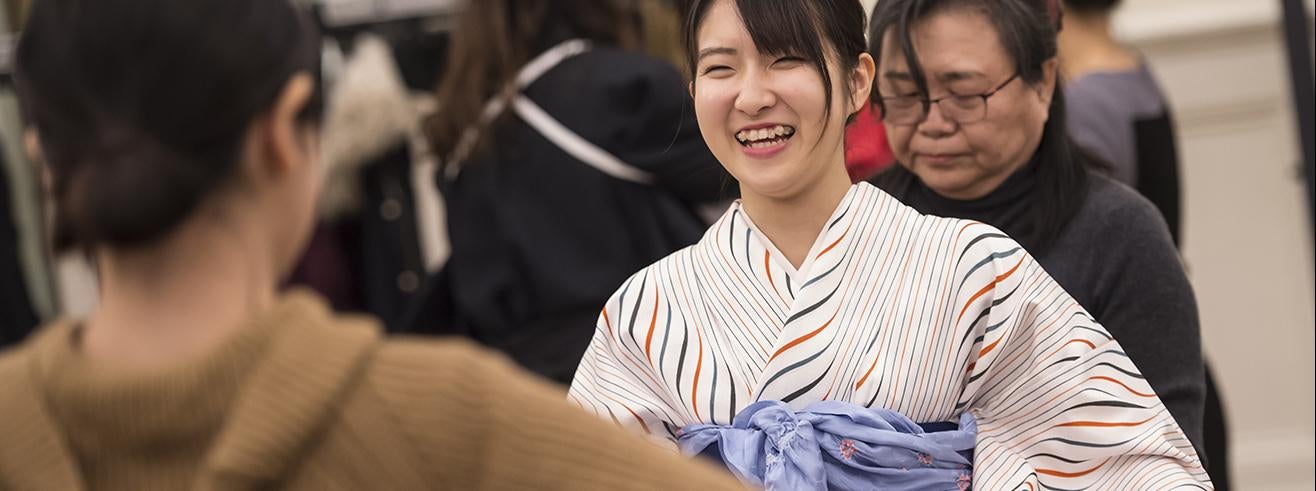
top-left (0, 343), bottom-right (28, 387)
top-left (1068, 66), bottom-right (1167, 114)
top-left (365, 336), bottom-right (513, 386)
top-left (857, 181), bottom-right (1020, 256)
top-left (1080, 173), bottom-right (1172, 240)
top-left (608, 241), bottom-right (700, 301)
top-left (541, 47), bottom-right (683, 94)
top-left (558, 48), bottom-right (688, 111)
top-left (0, 320), bottom-right (75, 376)
top-left (577, 46), bottom-right (683, 80)
top-left (0, 321), bottom-right (74, 404)
top-left (357, 336), bottom-right (559, 427)
top-left (866, 165), bottom-right (913, 197)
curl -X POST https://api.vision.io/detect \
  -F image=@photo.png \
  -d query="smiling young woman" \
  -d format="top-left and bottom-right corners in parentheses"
top-left (568, 0), bottom-right (1212, 489)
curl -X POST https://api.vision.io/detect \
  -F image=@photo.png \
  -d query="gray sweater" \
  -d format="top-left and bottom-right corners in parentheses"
top-left (871, 166), bottom-right (1206, 453)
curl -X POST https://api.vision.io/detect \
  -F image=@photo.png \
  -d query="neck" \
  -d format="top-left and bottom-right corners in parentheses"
top-left (1058, 11), bottom-right (1138, 80)
top-left (82, 210), bottom-right (278, 370)
top-left (740, 160), bottom-right (853, 269)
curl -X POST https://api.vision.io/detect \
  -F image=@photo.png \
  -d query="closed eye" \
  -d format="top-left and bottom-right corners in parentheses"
top-left (773, 56), bottom-right (806, 67)
top-left (879, 87), bottom-right (921, 98)
top-left (701, 65), bottom-right (733, 76)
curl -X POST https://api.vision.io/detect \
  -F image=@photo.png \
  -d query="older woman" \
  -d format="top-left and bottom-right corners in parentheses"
top-left (867, 0), bottom-right (1206, 456)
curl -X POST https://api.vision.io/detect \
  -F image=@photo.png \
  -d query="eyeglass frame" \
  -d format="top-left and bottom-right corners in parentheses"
top-left (877, 72), bottom-right (1021, 126)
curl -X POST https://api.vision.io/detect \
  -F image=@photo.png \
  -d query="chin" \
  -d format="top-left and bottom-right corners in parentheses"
top-left (730, 164), bottom-right (796, 196)
top-left (912, 169), bottom-right (976, 197)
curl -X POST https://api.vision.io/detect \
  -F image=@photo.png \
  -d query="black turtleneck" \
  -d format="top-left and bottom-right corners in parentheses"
top-left (893, 157), bottom-right (1041, 252)
top-left (870, 162), bottom-right (1206, 457)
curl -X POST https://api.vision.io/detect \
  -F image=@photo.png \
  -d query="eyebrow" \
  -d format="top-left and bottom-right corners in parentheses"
top-left (882, 70), bottom-right (988, 82)
top-left (941, 70), bottom-right (987, 82)
top-left (697, 47), bottom-right (737, 62)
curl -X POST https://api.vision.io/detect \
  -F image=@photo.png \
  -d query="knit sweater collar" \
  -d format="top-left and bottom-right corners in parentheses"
top-left (36, 303), bottom-right (271, 459)
top-left (6, 289), bottom-right (382, 488)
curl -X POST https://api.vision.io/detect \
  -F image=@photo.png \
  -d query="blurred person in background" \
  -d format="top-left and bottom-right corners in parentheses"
top-left (0, 0), bottom-right (747, 488)
top-left (1, 0), bottom-right (40, 348)
top-left (0, 155), bottom-right (37, 344)
top-left (1060, 0), bottom-right (1230, 486)
top-left (570, 0), bottom-right (1210, 488)
top-left (1, 154), bottom-right (38, 345)
top-left (868, 0), bottom-right (1207, 459)
top-left (428, 0), bottom-right (731, 384)
top-left (286, 22), bottom-right (453, 333)
top-left (1060, 0), bottom-right (1182, 244)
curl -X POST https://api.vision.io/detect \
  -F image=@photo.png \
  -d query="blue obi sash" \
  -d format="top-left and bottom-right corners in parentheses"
top-left (678, 401), bottom-right (976, 490)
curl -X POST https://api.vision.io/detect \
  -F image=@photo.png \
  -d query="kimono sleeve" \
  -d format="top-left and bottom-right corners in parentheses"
top-left (568, 270), bottom-right (691, 448)
top-left (953, 229), bottom-right (1212, 490)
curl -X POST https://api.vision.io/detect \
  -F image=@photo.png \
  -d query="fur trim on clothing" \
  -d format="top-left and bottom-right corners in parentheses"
top-left (318, 35), bottom-right (431, 220)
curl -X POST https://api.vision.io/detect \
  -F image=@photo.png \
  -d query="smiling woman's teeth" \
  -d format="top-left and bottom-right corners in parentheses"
top-left (736, 125), bottom-right (796, 147)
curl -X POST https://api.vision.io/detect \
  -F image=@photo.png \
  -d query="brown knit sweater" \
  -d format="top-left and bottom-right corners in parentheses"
top-left (0, 290), bottom-right (745, 490)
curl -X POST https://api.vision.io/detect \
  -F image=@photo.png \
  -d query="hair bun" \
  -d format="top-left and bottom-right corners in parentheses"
top-left (18, 0), bottom-right (322, 252)
top-left (53, 124), bottom-right (217, 250)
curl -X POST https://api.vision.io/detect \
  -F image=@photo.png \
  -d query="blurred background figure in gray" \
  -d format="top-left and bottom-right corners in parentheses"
top-left (1060, 0), bottom-right (1181, 244)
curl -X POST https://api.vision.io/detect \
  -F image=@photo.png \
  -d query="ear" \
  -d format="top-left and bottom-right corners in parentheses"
top-left (1037, 57), bottom-right (1060, 106)
top-left (688, 80), bottom-right (696, 99)
top-left (252, 73), bottom-right (315, 178)
top-left (849, 52), bottom-right (877, 115)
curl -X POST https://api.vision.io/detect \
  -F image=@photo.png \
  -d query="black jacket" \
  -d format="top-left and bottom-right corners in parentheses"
top-left (437, 46), bottom-right (730, 383)
top-left (2, 154), bottom-right (38, 347)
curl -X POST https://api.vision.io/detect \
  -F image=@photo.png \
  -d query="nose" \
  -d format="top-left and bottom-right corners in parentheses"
top-left (733, 73), bottom-right (777, 117)
top-left (916, 101), bottom-right (957, 138)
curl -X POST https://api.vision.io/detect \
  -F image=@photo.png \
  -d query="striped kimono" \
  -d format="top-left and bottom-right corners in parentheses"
top-left (568, 182), bottom-right (1211, 489)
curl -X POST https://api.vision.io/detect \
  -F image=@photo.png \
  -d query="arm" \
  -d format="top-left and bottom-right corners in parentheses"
top-left (567, 272), bottom-right (694, 447)
top-left (1087, 194), bottom-right (1204, 453)
top-left (954, 228), bottom-right (1210, 489)
top-left (373, 338), bottom-right (742, 490)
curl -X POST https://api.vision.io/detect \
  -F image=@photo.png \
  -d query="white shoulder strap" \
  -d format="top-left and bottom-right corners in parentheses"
top-left (511, 96), bottom-right (655, 185)
top-left (515, 39), bottom-right (590, 89)
top-left (445, 39), bottom-right (656, 185)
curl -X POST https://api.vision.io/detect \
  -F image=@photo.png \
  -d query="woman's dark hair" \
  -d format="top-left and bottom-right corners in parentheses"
top-left (1063, 0), bottom-right (1121, 14)
top-left (15, 0), bottom-right (323, 252)
top-left (683, 0), bottom-right (868, 127)
top-left (428, 0), bottom-right (638, 161)
top-left (869, 0), bottom-right (1088, 254)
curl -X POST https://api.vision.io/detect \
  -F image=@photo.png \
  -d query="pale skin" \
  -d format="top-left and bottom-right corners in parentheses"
top-left (878, 8), bottom-right (1058, 201)
top-left (70, 74), bottom-right (322, 370)
top-left (1057, 5), bottom-right (1140, 80)
top-left (690, 0), bottom-right (874, 269)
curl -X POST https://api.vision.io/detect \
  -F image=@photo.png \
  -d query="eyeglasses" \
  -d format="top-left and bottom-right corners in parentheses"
top-left (879, 73), bottom-right (1019, 126)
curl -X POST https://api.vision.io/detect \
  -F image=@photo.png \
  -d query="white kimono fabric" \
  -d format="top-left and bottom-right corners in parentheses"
top-left (569, 183), bottom-right (1211, 489)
